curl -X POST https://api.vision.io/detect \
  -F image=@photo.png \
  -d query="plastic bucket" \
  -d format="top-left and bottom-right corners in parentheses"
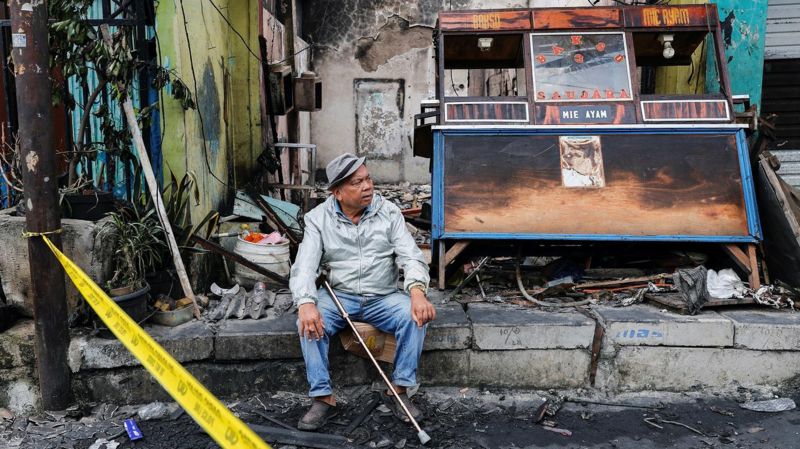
top-left (233, 237), bottom-right (291, 288)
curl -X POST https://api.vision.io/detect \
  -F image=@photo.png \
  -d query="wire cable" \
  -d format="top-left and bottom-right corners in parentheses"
top-left (515, 253), bottom-right (592, 308)
top-left (178, 0), bottom-right (236, 191)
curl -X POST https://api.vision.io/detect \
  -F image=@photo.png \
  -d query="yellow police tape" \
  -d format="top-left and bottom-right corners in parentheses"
top-left (41, 235), bottom-right (272, 449)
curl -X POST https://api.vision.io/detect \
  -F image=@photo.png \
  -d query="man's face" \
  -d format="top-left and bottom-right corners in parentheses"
top-left (333, 165), bottom-right (374, 211)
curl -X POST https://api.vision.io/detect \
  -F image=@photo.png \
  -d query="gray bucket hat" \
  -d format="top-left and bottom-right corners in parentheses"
top-left (326, 153), bottom-right (366, 189)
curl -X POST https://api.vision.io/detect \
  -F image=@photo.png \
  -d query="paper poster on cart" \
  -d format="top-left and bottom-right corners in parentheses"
top-left (559, 136), bottom-right (605, 188)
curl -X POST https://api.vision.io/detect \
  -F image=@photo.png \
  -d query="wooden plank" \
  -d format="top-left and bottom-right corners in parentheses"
top-left (646, 292), bottom-right (754, 314)
top-left (440, 10), bottom-right (531, 31)
top-left (624, 4), bottom-right (713, 28)
top-left (748, 244), bottom-right (761, 289)
top-left (444, 241), bottom-right (470, 266)
top-left (754, 157), bottom-right (800, 287)
top-left (721, 244), bottom-right (751, 274)
top-left (437, 240), bottom-right (446, 291)
top-left (533, 8), bottom-right (621, 29)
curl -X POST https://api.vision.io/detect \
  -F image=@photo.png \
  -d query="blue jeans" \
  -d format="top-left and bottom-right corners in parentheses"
top-left (298, 288), bottom-right (426, 397)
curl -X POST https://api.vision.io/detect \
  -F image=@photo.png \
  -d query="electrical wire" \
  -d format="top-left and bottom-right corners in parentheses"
top-left (205, 0), bottom-right (317, 68)
top-left (178, 0), bottom-right (236, 191)
top-left (515, 254), bottom-right (592, 308)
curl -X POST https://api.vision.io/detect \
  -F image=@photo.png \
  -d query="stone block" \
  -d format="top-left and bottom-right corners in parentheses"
top-left (604, 346), bottom-right (800, 392)
top-left (598, 305), bottom-right (733, 347)
top-left (424, 303), bottom-right (471, 351)
top-left (0, 367), bottom-right (39, 414)
top-left (215, 315), bottom-right (302, 360)
top-left (469, 349), bottom-right (591, 388)
top-left (0, 320), bottom-right (35, 369)
top-left (468, 303), bottom-right (595, 350)
top-left (0, 211), bottom-right (113, 317)
top-left (720, 310), bottom-right (800, 350)
top-left (68, 321), bottom-right (213, 372)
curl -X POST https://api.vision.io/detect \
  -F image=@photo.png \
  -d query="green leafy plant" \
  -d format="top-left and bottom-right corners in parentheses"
top-left (101, 208), bottom-right (167, 291)
top-left (131, 168), bottom-right (219, 271)
top-left (48, 1), bottom-right (196, 193)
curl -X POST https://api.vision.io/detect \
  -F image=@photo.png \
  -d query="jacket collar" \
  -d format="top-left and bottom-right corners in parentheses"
top-left (326, 194), bottom-right (382, 224)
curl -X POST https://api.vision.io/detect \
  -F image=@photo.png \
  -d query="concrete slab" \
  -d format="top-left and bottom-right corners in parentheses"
top-left (470, 349), bottom-right (591, 388)
top-left (215, 314), bottom-right (301, 361)
top-left (424, 303), bottom-right (471, 351)
top-left (597, 305), bottom-right (734, 347)
top-left (720, 310), bottom-right (800, 350)
top-left (0, 320), bottom-right (35, 369)
top-left (67, 321), bottom-right (213, 371)
top-left (419, 350), bottom-right (470, 385)
top-left (468, 303), bottom-right (595, 350)
top-left (600, 346), bottom-right (800, 392)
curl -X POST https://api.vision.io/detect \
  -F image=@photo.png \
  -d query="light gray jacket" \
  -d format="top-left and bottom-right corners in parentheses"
top-left (290, 194), bottom-right (430, 306)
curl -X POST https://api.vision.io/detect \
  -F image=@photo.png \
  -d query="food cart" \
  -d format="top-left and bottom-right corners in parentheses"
top-left (413, 4), bottom-right (762, 289)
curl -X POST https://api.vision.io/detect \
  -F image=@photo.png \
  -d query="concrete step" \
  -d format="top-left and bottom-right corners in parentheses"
top-left (467, 303), bottom-right (595, 350)
top-left (6, 303), bottom-right (800, 413)
top-left (596, 305), bottom-right (733, 347)
top-left (719, 310), bottom-right (800, 350)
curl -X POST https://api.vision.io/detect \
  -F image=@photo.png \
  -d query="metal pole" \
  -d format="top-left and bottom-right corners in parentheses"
top-left (10, 0), bottom-right (71, 410)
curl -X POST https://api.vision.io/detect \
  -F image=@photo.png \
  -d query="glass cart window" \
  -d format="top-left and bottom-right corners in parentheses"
top-left (531, 32), bottom-right (633, 102)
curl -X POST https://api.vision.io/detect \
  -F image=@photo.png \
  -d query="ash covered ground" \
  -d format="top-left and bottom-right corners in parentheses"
top-left (3, 386), bottom-right (800, 449)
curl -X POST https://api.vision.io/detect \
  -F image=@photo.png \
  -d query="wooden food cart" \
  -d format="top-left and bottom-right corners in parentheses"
top-left (413, 4), bottom-right (762, 290)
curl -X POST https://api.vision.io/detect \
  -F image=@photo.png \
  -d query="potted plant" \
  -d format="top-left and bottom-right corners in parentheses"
top-left (100, 207), bottom-right (166, 323)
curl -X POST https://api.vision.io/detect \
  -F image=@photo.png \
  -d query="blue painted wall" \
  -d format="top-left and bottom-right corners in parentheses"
top-left (707, 0), bottom-right (769, 112)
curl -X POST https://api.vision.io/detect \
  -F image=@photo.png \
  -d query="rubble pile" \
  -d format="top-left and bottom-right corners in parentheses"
top-left (313, 183), bottom-right (432, 211)
top-left (203, 284), bottom-right (295, 322)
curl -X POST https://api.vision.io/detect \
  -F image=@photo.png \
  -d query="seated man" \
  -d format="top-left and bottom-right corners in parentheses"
top-left (290, 153), bottom-right (436, 431)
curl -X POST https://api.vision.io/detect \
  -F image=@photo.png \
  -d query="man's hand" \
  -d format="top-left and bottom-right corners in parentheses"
top-left (298, 303), bottom-right (325, 341)
top-left (410, 289), bottom-right (436, 327)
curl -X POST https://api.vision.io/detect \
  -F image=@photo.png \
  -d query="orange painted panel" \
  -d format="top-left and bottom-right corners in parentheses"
top-left (533, 8), bottom-right (621, 30)
top-left (439, 10), bottom-right (532, 31)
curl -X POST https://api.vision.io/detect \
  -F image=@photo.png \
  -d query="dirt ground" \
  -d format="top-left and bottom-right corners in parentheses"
top-left (4, 386), bottom-right (799, 449)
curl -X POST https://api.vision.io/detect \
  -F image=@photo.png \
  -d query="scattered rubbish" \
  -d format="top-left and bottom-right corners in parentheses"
top-left (541, 425), bottom-right (572, 436)
top-left (753, 284), bottom-right (796, 310)
top-left (87, 438), bottom-right (120, 449)
top-left (648, 415), bottom-right (708, 436)
top-left (740, 398), bottom-right (796, 412)
top-left (707, 269), bottom-right (748, 299)
top-left (532, 400), bottom-right (548, 423)
top-left (123, 418), bottom-right (143, 441)
top-left (205, 285), bottom-right (279, 321)
top-left (210, 283), bottom-right (240, 296)
top-left (0, 408), bottom-right (13, 421)
top-left (137, 402), bottom-right (170, 421)
top-left (673, 266), bottom-right (710, 315)
top-left (710, 405), bottom-right (735, 417)
top-left (748, 426), bottom-right (765, 433)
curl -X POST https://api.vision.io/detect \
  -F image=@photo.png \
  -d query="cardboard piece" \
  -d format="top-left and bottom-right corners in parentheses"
top-left (339, 322), bottom-right (397, 364)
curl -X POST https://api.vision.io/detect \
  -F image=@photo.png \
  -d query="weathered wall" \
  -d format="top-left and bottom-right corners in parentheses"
top-left (303, 0), bottom-right (614, 183)
top-left (156, 0), bottom-right (263, 220)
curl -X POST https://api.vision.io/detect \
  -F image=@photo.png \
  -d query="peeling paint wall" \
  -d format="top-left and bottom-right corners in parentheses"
top-left (303, 0), bottom-right (614, 183)
top-left (156, 0), bottom-right (263, 221)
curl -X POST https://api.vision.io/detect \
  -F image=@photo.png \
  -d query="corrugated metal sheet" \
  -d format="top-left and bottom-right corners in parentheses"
top-left (766, 0), bottom-right (800, 59)
top-left (763, 58), bottom-right (800, 187)
top-left (66, 0), bottom-right (154, 199)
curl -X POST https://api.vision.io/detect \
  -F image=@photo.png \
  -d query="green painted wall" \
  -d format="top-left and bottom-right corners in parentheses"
top-left (156, 0), bottom-right (263, 220)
